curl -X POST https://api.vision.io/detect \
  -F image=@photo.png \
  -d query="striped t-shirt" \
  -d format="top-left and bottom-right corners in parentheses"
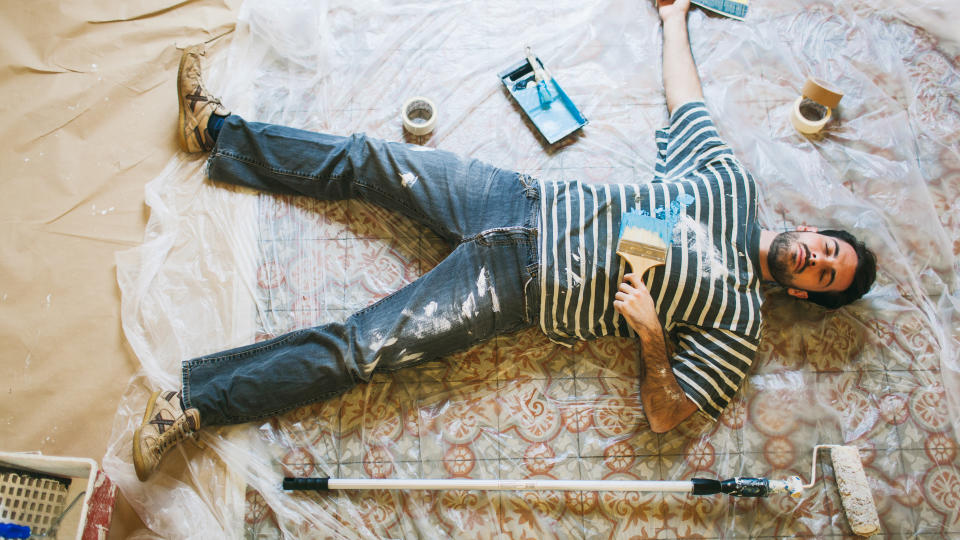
top-left (536, 101), bottom-right (764, 420)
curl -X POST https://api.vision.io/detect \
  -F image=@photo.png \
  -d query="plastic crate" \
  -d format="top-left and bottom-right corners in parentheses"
top-left (0, 452), bottom-right (116, 540)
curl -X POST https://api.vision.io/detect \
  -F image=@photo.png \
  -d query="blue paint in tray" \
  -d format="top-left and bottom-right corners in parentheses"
top-left (498, 54), bottom-right (588, 145)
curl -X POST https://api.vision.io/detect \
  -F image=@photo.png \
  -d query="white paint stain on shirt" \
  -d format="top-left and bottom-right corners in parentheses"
top-left (675, 215), bottom-right (728, 281)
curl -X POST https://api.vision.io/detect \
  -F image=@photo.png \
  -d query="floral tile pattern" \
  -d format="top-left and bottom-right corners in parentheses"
top-left (231, 0), bottom-right (960, 536)
top-left (108, 0), bottom-right (960, 537)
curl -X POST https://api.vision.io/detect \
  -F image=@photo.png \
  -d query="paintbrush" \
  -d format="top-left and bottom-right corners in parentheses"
top-left (524, 46), bottom-right (554, 108)
top-left (616, 210), bottom-right (674, 278)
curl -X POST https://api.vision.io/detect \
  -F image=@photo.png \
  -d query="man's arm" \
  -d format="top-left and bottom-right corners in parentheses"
top-left (659, 0), bottom-right (704, 115)
top-left (614, 274), bottom-right (698, 433)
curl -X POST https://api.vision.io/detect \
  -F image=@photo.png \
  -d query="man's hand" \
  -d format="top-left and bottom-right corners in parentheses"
top-left (614, 272), bottom-right (698, 432)
top-left (613, 273), bottom-right (659, 333)
top-left (657, 0), bottom-right (691, 23)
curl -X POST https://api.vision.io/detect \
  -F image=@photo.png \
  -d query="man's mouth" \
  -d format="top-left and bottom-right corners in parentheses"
top-left (794, 244), bottom-right (807, 273)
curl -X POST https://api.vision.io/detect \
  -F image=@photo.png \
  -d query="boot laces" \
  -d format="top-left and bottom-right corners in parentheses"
top-left (153, 415), bottom-right (195, 458)
top-left (191, 82), bottom-right (223, 108)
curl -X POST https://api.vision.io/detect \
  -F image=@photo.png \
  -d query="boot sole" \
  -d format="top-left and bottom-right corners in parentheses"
top-left (132, 389), bottom-right (163, 481)
top-left (176, 49), bottom-right (191, 152)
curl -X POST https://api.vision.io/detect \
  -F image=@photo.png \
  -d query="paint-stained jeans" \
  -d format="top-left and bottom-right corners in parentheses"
top-left (182, 115), bottom-right (540, 425)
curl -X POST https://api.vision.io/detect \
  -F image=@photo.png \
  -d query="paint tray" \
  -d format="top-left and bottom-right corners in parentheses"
top-left (498, 53), bottom-right (588, 145)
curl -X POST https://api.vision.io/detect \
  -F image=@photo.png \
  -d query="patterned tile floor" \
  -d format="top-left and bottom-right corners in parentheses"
top-left (232, 1), bottom-right (960, 537)
top-left (242, 199), bottom-right (959, 538)
top-left (110, 0), bottom-right (960, 537)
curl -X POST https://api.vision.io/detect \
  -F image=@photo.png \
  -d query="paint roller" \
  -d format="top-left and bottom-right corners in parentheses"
top-left (283, 444), bottom-right (879, 536)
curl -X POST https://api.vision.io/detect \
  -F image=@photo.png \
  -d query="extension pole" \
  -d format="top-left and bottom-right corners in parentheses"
top-left (283, 445), bottom-right (880, 536)
top-left (283, 476), bottom-right (790, 497)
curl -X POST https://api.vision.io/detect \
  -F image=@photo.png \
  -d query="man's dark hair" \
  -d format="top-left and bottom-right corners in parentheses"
top-left (803, 229), bottom-right (876, 309)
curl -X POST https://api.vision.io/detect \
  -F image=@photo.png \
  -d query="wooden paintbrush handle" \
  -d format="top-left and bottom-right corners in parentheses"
top-left (619, 253), bottom-right (664, 283)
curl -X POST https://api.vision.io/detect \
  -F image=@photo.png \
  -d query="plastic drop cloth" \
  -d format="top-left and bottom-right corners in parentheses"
top-left (104, 0), bottom-right (960, 537)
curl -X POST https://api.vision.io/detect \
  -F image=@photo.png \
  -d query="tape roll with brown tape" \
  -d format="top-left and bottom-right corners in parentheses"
top-left (801, 78), bottom-right (844, 108)
top-left (791, 77), bottom-right (843, 134)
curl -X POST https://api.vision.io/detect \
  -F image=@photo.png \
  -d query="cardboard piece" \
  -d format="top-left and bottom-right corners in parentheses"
top-left (0, 0), bottom-right (240, 536)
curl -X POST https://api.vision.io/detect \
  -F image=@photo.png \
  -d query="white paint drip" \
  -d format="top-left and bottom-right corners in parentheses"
top-left (424, 301), bottom-right (438, 316)
top-left (400, 172), bottom-right (419, 187)
top-left (476, 267), bottom-right (501, 312)
top-left (401, 308), bottom-right (453, 339)
top-left (462, 293), bottom-right (476, 319)
top-left (400, 352), bottom-right (424, 363)
top-left (567, 269), bottom-right (583, 287)
top-left (368, 331), bottom-right (397, 351)
top-left (476, 270), bottom-right (488, 297)
top-left (409, 145), bottom-right (435, 152)
top-left (675, 215), bottom-right (728, 281)
top-left (665, 388), bottom-right (685, 401)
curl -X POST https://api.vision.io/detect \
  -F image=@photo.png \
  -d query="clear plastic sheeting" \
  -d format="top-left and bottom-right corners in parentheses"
top-left (105, 0), bottom-right (960, 537)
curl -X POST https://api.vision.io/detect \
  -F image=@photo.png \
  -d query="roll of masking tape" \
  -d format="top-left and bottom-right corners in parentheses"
top-left (802, 77), bottom-right (843, 108)
top-left (402, 97), bottom-right (437, 136)
top-left (791, 96), bottom-right (832, 134)
top-left (791, 77), bottom-right (843, 134)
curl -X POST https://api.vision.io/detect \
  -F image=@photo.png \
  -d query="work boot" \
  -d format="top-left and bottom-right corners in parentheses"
top-left (133, 390), bottom-right (201, 481)
top-left (177, 44), bottom-right (230, 153)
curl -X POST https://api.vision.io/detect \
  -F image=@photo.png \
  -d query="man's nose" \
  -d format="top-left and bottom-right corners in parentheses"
top-left (809, 249), bottom-right (836, 269)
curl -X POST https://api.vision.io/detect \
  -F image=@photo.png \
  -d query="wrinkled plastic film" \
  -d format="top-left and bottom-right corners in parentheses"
top-left (106, 0), bottom-right (960, 537)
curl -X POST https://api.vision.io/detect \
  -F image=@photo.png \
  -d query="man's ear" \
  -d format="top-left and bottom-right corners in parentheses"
top-left (787, 288), bottom-right (808, 299)
top-left (796, 225), bottom-right (818, 233)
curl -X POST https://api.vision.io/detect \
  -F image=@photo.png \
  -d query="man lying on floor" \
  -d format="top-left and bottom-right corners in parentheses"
top-left (133, 0), bottom-right (876, 481)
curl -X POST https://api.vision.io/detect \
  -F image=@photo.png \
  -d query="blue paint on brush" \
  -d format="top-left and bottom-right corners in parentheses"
top-left (620, 212), bottom-right (675, 246)
top-left (619, 194), bottom-right (695, 246)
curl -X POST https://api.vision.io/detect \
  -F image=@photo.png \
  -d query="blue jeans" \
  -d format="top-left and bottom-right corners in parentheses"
top-left (182, 116), bottom-right (541, 425)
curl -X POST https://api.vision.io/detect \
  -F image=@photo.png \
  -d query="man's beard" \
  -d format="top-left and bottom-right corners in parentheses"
top-left (767, 231), bottom-right (801, 287)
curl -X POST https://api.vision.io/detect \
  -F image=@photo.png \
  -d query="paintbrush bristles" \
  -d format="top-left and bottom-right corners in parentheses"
top-left (618, 221), bottom-right (668, 263)
top-left (620, 212), bottom-right (674, 245)
top-left (621, 225), bottom-right (666, 247)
